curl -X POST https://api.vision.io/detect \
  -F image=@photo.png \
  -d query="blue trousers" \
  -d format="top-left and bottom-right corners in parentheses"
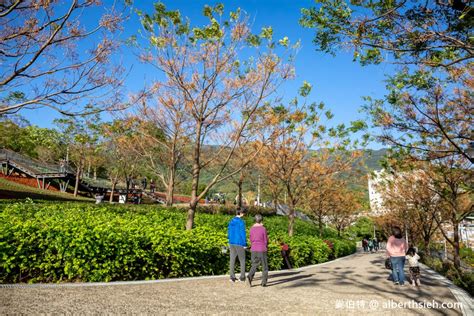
top-left (390, 256), bottom-right (406, 284)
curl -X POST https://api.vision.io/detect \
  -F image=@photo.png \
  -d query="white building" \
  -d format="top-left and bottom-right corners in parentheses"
top-left (367, 170), bottom-right (392, 216)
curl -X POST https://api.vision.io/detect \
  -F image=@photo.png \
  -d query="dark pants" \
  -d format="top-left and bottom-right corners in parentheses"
top-left (229, 245), bottom-right (246, 281)
top-left (247, 251), bottom-right (268, 286)
top-left (409, 267), bottom-right (420, 284)
top-left (281, 251), bottom-right (292, 269)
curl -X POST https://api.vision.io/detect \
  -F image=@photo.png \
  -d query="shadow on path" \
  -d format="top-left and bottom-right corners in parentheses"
top-left (263, 251), bottom-right (462, 316)
top-left (266, 274), bottom-right (312, 287)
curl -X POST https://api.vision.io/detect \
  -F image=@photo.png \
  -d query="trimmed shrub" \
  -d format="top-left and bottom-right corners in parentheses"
top-left (0, 201), bottom-right (355, 283)
top-left (327, 238), bottom-right (357, 258)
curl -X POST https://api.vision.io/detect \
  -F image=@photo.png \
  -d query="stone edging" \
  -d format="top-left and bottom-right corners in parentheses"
top-left (419, 262), bottom-right (473, 316)
top-left (0, 251), bottom-right (361, 289)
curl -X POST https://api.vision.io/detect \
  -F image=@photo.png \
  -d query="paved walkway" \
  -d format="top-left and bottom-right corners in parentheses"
top-left (0, 251), bottom-right (470, 315)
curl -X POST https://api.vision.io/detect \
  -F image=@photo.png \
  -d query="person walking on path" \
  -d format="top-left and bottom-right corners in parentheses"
top-left (362, 238), bottom-right (368, 252)
top-left (368, 239), bottom-right (374, 252)
top-left (406, 247), bottom-right (421, 287)
top-left (227, 208), bottom-right (247, 282)
top-left (373, 238), bottom-right (379, 251)
top-left (386, 226), bottom-right (408, 286)
top-left (247, 214), bottom-right (269, 287)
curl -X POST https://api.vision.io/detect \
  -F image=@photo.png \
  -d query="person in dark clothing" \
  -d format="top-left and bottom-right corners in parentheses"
top-left (368, 239), bottom-right (374, 252)
top-left (280, 242), bottom-right (292, 269)
top-left (373, 238), bottom-right (379, 251)
top-left (362, 238), bottom-right (368, 252)
top-left (141, 177), bottom-right (147, 190)
top-left (227, 208), bottom-right (247, 282)
top-left (149, 179), bottom-right (155, 193)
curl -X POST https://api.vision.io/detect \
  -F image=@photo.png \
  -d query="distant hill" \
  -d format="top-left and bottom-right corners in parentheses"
top-left (202, 148), bottom-right (388, 199)
top-left (362, 148), bottom-right (388, 171)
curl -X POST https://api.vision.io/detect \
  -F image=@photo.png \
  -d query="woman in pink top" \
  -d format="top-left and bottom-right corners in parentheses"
top-left (386, 226), bottom-right (408, 286)
top-left (246, 214), bottom-right (269, 287)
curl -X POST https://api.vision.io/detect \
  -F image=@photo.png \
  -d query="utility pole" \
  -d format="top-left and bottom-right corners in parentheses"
top-left (405, 224), bottom-right (409, 245)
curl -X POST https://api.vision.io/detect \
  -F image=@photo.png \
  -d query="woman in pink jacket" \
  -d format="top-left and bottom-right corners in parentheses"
top-left (386, 226), bottom-right (408, 286)
top-left (247, 214), bottom-right (269, 287)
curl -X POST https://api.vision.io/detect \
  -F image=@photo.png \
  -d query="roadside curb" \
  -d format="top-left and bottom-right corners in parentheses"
top-left (0, 251), bottom-right (361, 289)
top-left (419, 262), bottom-right (473, 316)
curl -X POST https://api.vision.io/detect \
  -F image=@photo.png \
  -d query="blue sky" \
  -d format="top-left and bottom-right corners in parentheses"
top-left (21, 0), bottom-right (393, 149)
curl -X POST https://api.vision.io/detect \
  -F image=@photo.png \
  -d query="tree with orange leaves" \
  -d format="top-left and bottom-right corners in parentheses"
top-left (326, 183), bottom-right (362, 237)
top-left (302, 149), bottom-right (363, 237)
top-left (128, 96), bottom-right (191, 206)
top-left (255, 80), bottom-right (363, 236)
top-left (377, 166), bottom-right (442, 250)
top-left (100, 119), bottom-right (141, 203)
top-left (378, 159), bottom-right (472, 270)
top-left (134, 3), bottom-right (295, 230)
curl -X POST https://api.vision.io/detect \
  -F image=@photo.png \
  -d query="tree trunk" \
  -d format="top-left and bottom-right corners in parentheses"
top-left (423, 236), bottom-right (430, 252)
top-left (186, 122), bottom-right (202, 231)
top-left (166, 174), bottom-right (174, 206)
top-left (73, 159), bottom-right (83, 197)
top-left (452, 218), bottom-right (461, 270)
top-left (318, 214), bottom-right (324, 237)
top-left (187, 201), bottom-right (198, 230)
top-left (93, 167), bottom-right (97, 180)
top-left (165, 153), bottom-right (176, 206)
top-left (87, 160), bottom-right (91, 178)
top-left (288, 198), bottom-right (296, 236)
top-left (237, 171), bottom-right (244, 209)
top-left (187, 166), bottom-right (200, 230)
top-left (421, 218), bottom-right (433, 251)
top-left (125, 176), bottom-right (130, 203)
top-left (288, 211), bottom-right (295, 237)
top-left (287, 190), bottom-right (295, 236)
top-left (109, 177), bottom-right (116, 203)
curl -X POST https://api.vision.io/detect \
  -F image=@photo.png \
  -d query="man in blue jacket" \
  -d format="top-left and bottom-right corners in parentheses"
top-left (228, 208), bottom-right (247, 282)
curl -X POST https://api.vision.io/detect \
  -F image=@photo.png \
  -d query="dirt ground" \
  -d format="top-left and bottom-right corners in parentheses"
top-left (0, 252), bottom-right (465, 315)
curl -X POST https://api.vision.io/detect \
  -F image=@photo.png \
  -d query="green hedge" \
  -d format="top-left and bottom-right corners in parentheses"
top-left (0, 201), bottom-right (355, 283)
top-left (328, 238), bottom-right (357, 258)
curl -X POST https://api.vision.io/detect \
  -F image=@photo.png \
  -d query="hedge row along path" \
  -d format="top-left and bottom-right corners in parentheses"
top-left (1, 251), bottom-right (471, 315)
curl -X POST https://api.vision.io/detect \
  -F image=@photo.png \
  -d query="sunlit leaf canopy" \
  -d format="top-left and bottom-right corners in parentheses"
top-left (300, 0), bottom-right (473, 68)
top-left (130, 2), bottom-right (307, 148)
